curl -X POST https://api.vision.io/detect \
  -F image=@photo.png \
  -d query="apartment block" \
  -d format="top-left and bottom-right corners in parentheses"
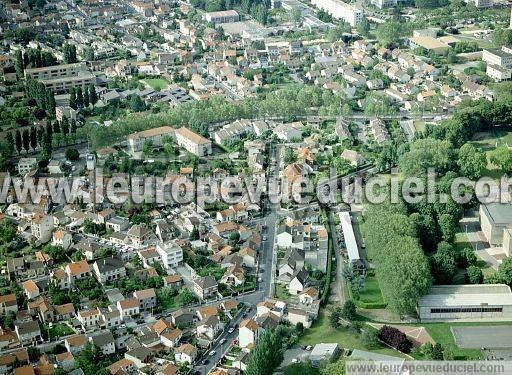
top-left (310, 0), bottom-right (363, 26)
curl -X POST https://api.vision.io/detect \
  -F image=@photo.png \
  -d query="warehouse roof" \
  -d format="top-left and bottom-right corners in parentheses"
top-left (418, 285), bottom-right (512, 307)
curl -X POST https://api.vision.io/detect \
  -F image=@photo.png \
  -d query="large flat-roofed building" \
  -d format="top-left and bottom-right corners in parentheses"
top-left (25, 62), bottom-right (95, 93)
top-left (25, 62), bottom-right (88, 80)
top-left (482, 48), bottom-right (512, 69)
top-left (480, 202), bottom-right (512, 246)
top-left (408, 36), bottom-right (450, 54)
top-left (204, 10), bottom-right (239, 24)
top-left (418, 284), bottom-right (512, 321)
top-left (310, 0), bottom-right (363, 26)
top-left (175, 127), bottom-right (212, 157)
top-left (128, 126), bottom-right (175, 153)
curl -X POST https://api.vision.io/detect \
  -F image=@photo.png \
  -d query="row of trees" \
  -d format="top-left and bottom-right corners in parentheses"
top-left (363, 202), bottom-right (432, 315)
top-left (63, 43), bottom-right (78, 64)
top-left (69, 84), bottom-right (98, 110)
top-left (25, 79), bottom-right (56, 116)
top-left (10, 117), bottom-right (77, 157)
top-left (14, 48), bottom-right (57, 78)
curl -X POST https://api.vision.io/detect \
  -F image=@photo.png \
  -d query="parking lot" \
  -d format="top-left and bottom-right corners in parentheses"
top-left (451, 326), bottom-right (512, 349)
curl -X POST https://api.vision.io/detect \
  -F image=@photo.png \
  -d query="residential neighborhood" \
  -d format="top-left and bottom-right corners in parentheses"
top-left (1, 0), bottom-right (512, 374)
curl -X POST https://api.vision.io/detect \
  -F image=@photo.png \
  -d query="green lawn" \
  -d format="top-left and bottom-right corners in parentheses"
top-left (144, 77), bottom-right (169, 91)
top-left (354, 275), bottom-right (386, 308)
top-left (275, 284), bottom-right (291, 301)
top-left (41, 323), bottom-right (74, 340)
top-left (470, 130), bottom-right (512, 179)
top-left (298, 309), bottom-right (407, 358)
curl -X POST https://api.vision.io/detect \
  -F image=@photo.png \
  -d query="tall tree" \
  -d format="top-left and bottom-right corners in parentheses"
top-left (15, 130), bottom-right (22, 154)
top-left (22, 129), bottom-right (30, 152)
top-left (88, 83), bottom-right (98, 105)
top-left (30, 126), bottom-right (37, 150)
top-left (76, 86), bottom-right (84, 108)
top-left (61, 116), bottom-right (70, 135)
top-left (83, 85), bottom-right (90, 108)
top-left (69, 87), bottom-right (77, 110)
top-left (246, 330), bottom-right (284, 375)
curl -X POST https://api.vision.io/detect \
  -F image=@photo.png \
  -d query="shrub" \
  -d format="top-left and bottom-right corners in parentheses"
top-left (378, 325), bottom-right (412, 353)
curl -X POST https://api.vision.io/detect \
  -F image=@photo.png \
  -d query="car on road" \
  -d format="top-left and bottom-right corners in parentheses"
top-left (228, 327), bottom-right (235, 334)
top-left (306, 345), bottom-right (313, 351)
top-left (201, 359), bottom-right (209, 365)
top-left (219, 338), bottom-right (227, 345)
top-left (209, 350), bottom-right (216, 356)
top-left (263, 235), bottom-right (267, 241)
top-left (292, 358), bottom-right (301, 364)
top-left (242, 312), bottom-right (247, 318)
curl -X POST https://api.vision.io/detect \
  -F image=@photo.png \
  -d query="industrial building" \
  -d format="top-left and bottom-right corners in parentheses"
top-left (418, 285), bottom-right (512, 321)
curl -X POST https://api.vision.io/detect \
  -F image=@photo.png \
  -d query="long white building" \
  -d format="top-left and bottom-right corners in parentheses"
top-left (310, 0), bottom-right (363, 26)
top-left (418, 285), bottom-right (512, 321)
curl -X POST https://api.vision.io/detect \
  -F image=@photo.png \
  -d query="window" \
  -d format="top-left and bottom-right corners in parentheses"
top-left (430, 307), bottom-right (502, 314)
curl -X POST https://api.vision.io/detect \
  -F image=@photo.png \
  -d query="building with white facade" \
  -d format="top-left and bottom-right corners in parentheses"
top-left (204, 10), bottom-right (239, 24)
top-left (310, 0), bottom-right (363, 26)
top-left (418, 285), bottom-right (512, 321)
top-left (174, 127), bottom-right (212, 157)
top-left (155, 240), bottom-right (183, 270)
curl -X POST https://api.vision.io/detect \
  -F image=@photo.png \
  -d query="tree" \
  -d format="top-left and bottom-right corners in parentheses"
top-left (489, 146), bottom-right (512, 173)
top-left (467, 265), bottom-right (483, 284)
top-left (88, 83), bottom-right (98, 105)
top-left (361, 329), bottom-right (379, 349)
top-left (378, 325), bottom-right (412, 353)
top-left (498, 257), bottom-right (512, 285)
top-left (30, 126), bottom-right (37, 150)
top-left (363, 202), bottom-right (432, 315)
top-left (431, 343), bottom-right (444, 360)
top-left (129, 95), bottom-right (146, 112)
top-left (375, 21), bottom-right (411, 46)
top-left (65, 147), bottom-right (80, 161)
top-left (63, 44), bottom-right (77, 64)
top-left (457, 143), bottom-right (486, 179)
top-left (69, 88), bottom-right (77, 110)
top-left (430, 242), bottom-right (457, 284)
top-left (83, 85), bottom-right (90, 108)
top-left (15, 130), bottom-right (22, 154)
top-left (329, 307), bottom-right (342, 329)
top-left (246, 330), bottom-right (284, 375)
top-left (492, 28), bottom-right (512, 47)
top-left (229, 231), bottom-right (240, 245)
top-left (398, 138), bottom-right (454, 177)
top-left (458, 247), bottom-right (477, 268)
top-left (76, 86), bottom-right (84, 108)
top-left (22, 129), bottom-right (30, 152)
top-left (341, 300), bottom-right (357, 321)
top-left (61, 117), bottom-right (70, 135)
top-left (438, 214), bottom-right (456, 242)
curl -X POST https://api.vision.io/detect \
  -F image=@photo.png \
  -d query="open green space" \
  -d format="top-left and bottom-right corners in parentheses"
top-left (298, 308), bottom-right (407, 358)
top-left (470, 130), bottom-right (512, 179)
top-left (354, 275), bottom-right (386, 309)
top-left (144, 77), bottom-right (169, 91)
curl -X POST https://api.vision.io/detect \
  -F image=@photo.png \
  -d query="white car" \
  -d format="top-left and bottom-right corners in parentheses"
top-left (220, 338), bottom-right (227, 345)
top-left (209, 350), bottom-right (216, 356)
top-left (228, 327), bottom-right (235, 334)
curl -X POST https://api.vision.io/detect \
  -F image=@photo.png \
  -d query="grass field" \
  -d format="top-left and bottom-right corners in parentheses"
top-left (355, 275), bottom-right (386, 307)
top-left (298, 308), bottom-right (407, 358)
top-left (470, 130), bottom-right (512, 179)
top-left (144, 77), bottom-right (169, 91)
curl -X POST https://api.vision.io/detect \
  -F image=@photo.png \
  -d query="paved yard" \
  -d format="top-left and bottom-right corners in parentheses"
top-left (452, 326), bottom-right (512, 349)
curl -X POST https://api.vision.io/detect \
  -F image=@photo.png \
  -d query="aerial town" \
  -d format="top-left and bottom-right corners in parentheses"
top-left (1, 0), bottom-right (512, 374)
